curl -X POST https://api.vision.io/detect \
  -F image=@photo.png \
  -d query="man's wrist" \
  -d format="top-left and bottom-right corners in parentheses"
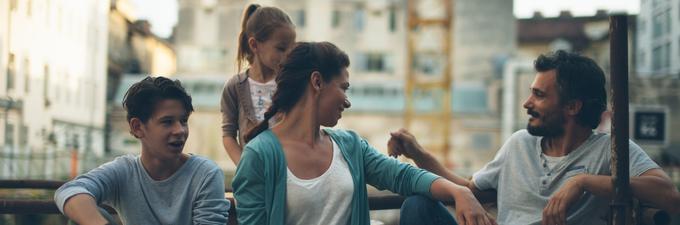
top-left (411, 147), bottom-right (431, 162)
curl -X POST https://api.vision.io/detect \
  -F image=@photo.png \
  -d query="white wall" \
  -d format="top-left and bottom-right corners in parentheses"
top-left (1, 0), bottom-right (109, 178)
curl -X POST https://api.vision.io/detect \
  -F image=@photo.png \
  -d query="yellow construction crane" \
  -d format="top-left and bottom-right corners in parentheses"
top-left (404, 0), bottom-right (454, 167)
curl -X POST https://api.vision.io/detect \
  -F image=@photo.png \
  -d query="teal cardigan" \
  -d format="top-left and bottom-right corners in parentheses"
top-left (232, 128), bottom-right (441, 225)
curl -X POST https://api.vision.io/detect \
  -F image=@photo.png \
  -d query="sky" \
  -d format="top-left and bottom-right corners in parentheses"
top-left (131, 0), bottom-right (641, 39)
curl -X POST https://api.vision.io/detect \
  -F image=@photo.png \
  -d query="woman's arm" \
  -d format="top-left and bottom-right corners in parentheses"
top-left (232, 148), bottom-right (268, 225)
top-left (357, 131), bottom-right (495, 225)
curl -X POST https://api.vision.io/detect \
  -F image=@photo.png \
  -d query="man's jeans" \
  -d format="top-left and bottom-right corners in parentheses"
top-left (400, 195), bottom-right (458, 225)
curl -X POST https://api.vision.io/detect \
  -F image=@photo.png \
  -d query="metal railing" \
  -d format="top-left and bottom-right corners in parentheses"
top-left (1, 179), bottom-right (671, 225)
top-left (0, 147), bottom-right (110, 180)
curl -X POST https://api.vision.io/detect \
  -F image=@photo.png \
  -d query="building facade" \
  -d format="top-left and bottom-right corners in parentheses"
top-left (636, 0), bottom-right (680, 77)
top-left (171, 0), bottom-right (516, 173)
top-left (634, 0), bottom-right (680, 177)
top-left (174, 0), bottom-right (246, 75)
top-left (108, 0), bottom-right (177, 101)
top-left (1, 0), bottom-right (109, 179)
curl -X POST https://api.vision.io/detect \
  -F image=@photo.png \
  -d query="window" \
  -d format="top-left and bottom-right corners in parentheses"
top-left (637, 51), bottom-right (646, 68)
top-left (332, 10), bottom-right (341, 28)
top-left (471, 133), bottom-right (492, 151)
top-left (366, 53), bottom-right (385, 72)
top-left (218, 10), bottom-right (232, 43)
top-left (452, 83), bottom-right (488, 113)
top-left (64, 73), bottom-right (70, 104)
top-left (177, 8), bottom-right (195, 43)
top-left (5, 123), bottom-right (15, 148)
top-left (20, 125), bottom-right (28, 147)
top-left (7, 54), bottom-right (15, 91)
top-left (652, 10), bottom-right (670, 38)
top-left (663, 43), bottom-right (670, 69)
top-left (356, 52), bottom-right (393, 73)
top-left (44, 65), bottom-right (50, 100)
top-left (651, 43), bottom-right (670, 72)
top-left (415, 53), bottom-right (444, 75)
top-left (354, 9), bottom-right (364, 31)
top-left (24, 58), bottom-right (30, 93)
top-left (10, 0), bottom-right (17, 11)
top-left (652, 46), bottom-right (662, 69)
top-left (296, 10), bottom-right (306, 28)
top-left (389, 7), bottom-right (397, 32)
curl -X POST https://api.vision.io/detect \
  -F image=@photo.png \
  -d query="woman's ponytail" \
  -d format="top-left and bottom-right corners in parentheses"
top-left (245, 104), bottom-right (278, 143)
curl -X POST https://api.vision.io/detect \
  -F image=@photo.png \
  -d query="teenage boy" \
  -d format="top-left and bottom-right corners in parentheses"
top-left (55, 76), bottom-right (230, 225)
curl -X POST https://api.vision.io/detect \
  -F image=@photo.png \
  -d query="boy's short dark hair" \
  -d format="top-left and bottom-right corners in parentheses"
top-left (534, 50), bottom-right (607, 129)
top-left (122, 76), bottom-right (194, 123)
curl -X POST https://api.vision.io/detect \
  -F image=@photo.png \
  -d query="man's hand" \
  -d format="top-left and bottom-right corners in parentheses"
top-left (388, 128), bottom-right (427, 160)
top-left (542, 175), bottom-right (586, 225)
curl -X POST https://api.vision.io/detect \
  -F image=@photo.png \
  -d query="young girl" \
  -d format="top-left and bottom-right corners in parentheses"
top-left (221, 4), bottom-right (296, 165)
top-left (232, 42), bottom-right (495, 225)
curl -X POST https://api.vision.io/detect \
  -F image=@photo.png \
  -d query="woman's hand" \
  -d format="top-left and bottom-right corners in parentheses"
top-left (451, 186), bottom-right (497, 225)
top-left (431, 178), bottom-right (495, 225)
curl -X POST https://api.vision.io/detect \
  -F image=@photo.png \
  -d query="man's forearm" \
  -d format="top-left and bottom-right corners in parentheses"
top-left (578, 171), bottom-right (680, 213)
top-left (63, 194), bottom-right (109, 225)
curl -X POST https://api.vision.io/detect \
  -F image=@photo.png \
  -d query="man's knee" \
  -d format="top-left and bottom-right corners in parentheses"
top-left (401, 195), bottom-right (438, 211)
top-left (401, 195), bottom-right (457, 225)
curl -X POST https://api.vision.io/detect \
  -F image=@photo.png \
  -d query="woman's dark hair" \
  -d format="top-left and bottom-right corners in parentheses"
top-left (534, 50), bottom-right (607, 129)
top-left (122, 76), bottom-right (194, 123)
top-left (236, 4), bottom-right (294, 73)
top-left (244, 42), bottom-right (350, 142)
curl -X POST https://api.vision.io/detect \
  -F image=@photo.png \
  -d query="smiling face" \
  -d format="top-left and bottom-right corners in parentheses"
top-left (522, 70), bottom-right (566, 137)
top-left (317, 68), bottom-right (351, 127)
top-left (131, 99), bottom-right (190, 159)
top-left (252, 26), bottom-right (296, 72)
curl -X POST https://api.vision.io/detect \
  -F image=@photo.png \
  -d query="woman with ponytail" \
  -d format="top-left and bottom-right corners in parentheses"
top-left (232, 42), bottom-right (496, 225)
top-left (221, 4), bottom-right (296, 165)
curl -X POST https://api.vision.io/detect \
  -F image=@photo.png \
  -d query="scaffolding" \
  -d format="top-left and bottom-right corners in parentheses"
top-left (404, 0), bottom-right (454, 166)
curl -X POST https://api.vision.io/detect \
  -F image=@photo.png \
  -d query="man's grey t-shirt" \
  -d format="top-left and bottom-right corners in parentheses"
top-left (55, 154), bottom-right (230, 225)
top-left (472, 130), bottom-right (659, 225)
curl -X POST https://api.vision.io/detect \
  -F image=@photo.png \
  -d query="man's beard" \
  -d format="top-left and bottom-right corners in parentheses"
top-left (526, 109), bottom-right (565, 137)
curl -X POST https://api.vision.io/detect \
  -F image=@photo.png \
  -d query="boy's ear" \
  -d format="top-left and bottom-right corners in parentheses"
top-left (129, 118), bottom-right (144, 139)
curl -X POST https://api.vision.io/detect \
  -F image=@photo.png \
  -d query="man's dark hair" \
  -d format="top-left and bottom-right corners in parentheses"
top-left (122, 76), bottom-right (194, 123)
top-left (534, 50), bottom-right (607, 129)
